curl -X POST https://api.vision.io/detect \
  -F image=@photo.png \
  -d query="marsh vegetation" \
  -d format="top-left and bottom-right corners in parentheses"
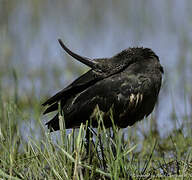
top-left (0, 1), bottom-right (192, 179)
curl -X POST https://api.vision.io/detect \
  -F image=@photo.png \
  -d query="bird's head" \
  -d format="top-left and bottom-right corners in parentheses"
top-left (112, 47), bottom-right (164, 74)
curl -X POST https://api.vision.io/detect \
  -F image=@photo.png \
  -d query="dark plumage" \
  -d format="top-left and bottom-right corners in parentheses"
top-left (43, 39), bottom-right (164, 131)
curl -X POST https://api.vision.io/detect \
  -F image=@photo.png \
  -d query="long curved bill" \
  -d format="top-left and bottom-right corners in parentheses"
top-left (58, 39), bottom-right (100, 70)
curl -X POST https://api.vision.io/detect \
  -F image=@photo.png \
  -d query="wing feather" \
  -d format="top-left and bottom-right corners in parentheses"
top-left (60, 73), bottom-right (145, 128)
top-left (42, 70), bottom-right (101, 107)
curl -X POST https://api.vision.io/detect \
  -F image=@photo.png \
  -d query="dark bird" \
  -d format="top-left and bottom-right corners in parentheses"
top-left (43, 39), bottom-right (164, 131)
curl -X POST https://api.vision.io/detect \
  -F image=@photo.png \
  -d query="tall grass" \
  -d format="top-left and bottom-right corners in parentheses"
top-left (0, 91), bottom-right (192, 179)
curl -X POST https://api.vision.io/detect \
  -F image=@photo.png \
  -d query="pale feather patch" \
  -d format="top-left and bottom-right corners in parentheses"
top-left (135, 93), bottom-right (140, 108)
top-left (120, 93), bottom-right (143, 119)
top-left (129, 93), bottom-right (143, 110)
top-left (130, 94), bottom-right (135, 103)
top-left (128, 94), bottom-right (135, 109)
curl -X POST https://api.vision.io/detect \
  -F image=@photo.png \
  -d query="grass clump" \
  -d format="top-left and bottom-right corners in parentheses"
top-left (0, 95), bottom-right (192, 179)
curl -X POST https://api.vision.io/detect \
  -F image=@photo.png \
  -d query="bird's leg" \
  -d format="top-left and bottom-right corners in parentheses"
top-left (85, 126), bottom-right (92, 153)
top-left (109, 108), bottom-right (118, 158)
top-left (97, 130), bottom-right (107, 170)
top-left (90, 128), bottom-right (106, 170)
top-left (110, 126), bottom-right (120, 158)
top-left (110, 128), bottom-right (117, 157)
top-left (85, 126), bottom-right (95, 164)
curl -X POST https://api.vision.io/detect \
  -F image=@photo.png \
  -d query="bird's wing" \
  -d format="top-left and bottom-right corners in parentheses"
top-left (42, 62), bottom-right (134, 114)
top-left (42, 70), bottom-right (102, 110)
top-left (61, 73), bottom-right (149, 128)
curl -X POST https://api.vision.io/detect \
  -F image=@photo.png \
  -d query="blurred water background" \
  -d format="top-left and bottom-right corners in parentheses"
top-left (0, 0), bottom-right (192, 138)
